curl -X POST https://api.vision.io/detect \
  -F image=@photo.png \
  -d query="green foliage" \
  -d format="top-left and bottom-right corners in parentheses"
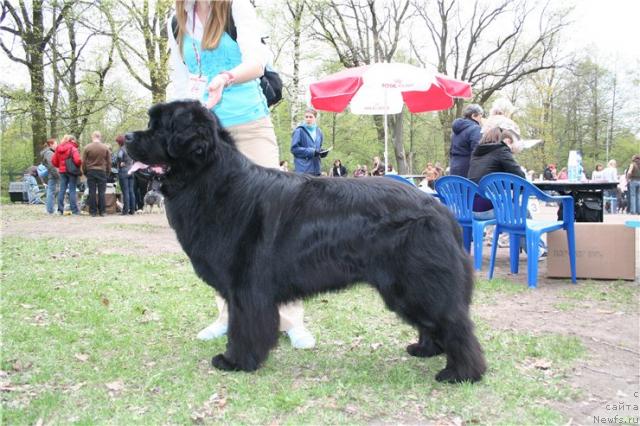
top-left (514, 57), bottom-right (639, 176)
top-left (2, 2), bottom-right (637, 177)
top-left (610, 131), bottom-right (640, 171)
top-left (1, 88), bottom-right (36, 179)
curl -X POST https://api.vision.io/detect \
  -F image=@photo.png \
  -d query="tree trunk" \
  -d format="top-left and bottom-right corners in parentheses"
top-left (28, 2), bottom-right (48, 162)
top-left (288, 0), bottom-right (304, 128)
top-left (391, 114), bottom-right (407, 173)
top-left (408, 113), bottom-right (415, 173)
top-left (65, 13), bottom-right (80, 136)
top-left (331, 113), bottom-right (337, 149)
top-left (49, 3), bottom-right (60, 139)
top-left (438, 105), bottom-right (457, 163)
top-left (29, 54), bottom-right (48, 162)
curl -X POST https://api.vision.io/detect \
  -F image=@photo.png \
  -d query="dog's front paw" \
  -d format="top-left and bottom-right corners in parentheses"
top-left (211, 354), bottom-right (241, 371)
top-left (435, 367), bottom-right (482, 384)
top-left (406, 341), bottom-right (443, 358)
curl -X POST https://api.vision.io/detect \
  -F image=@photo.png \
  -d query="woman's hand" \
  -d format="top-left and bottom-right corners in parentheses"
top-left (205, 74), bottom-right (228, 109)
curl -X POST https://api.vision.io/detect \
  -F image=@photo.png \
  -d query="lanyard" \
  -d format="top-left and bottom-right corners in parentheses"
top-left (192, 4), bottom-right (202, 76)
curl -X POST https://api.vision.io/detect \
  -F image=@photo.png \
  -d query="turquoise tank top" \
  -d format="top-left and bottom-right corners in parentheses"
top-left (182, 32), bottom-right (269, 128)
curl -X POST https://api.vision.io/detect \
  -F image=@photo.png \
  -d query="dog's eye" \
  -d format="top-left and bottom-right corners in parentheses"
top-left (193, 147), bottom-right (204, 156)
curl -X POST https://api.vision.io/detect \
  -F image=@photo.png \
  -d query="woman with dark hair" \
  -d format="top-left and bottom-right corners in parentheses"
top-left (626, 154), bottom-right (640, 214)
top-left (291, 108), bottom-right (324, 176)
top-left (467, 127), bottom-right (525, 219)
top-left (40, 138), bottom-right (60, 214)
top-left (330, 159), bottom-right (347, 177)
top-left (115, 135), bottom-right (136, 215)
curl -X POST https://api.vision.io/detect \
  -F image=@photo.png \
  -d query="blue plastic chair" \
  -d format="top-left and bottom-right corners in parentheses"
top-left (478, 173), bottom-right (577, 288)
top-left (434, 176), bottom-right (496, 271)
top-left (384, 174), bottom-right (416, 186)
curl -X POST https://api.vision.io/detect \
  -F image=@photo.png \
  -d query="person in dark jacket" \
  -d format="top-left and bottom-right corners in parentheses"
top-left (543, 164), bottom-right (557, 181)
top-left (467, 127), bottom-right (525, 219)
top-left (291, 109), bottom-right (324, 176)
top-left (449, 104), bottom-right (484, 177)
top-left (115, 134), bottom-right (136, 215)
top-left (82, 131), bottom-right (112, 217)
top-left (40, 138), bottom-right (60, 214)
top-left (330, 159), bottom-right (347, 177)
top-left (51, 134), bottom-right (82, 215)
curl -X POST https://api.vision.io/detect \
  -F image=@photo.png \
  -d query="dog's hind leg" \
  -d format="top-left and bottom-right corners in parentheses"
top-left (211, 296), bottom-right (279, 372)
top-left (434, 311), bottom-right (486, 383)
top-left (406, 327), bottom-right (443, 358)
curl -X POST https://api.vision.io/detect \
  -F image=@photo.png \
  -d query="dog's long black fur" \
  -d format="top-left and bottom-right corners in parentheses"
top-left (126, 100), bottom-right (486, 383)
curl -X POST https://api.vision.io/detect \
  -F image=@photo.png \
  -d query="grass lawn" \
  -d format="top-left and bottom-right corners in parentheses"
top-left (0, 234), bottom-right (593, 425)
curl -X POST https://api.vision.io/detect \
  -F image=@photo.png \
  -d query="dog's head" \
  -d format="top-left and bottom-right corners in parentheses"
top-left (126, 100), bottom-right (227, 178)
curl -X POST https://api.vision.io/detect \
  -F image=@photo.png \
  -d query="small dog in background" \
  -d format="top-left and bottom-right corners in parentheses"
top-left (143, 189), bottom-right (164, 213)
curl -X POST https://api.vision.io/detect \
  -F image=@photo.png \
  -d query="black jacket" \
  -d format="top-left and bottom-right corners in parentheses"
top-left (467, 142), bottom-right (525, 184)
top-left (449, 118), bottom-right (482, 177)
top-left (331, 165), bottom-right (347, 177)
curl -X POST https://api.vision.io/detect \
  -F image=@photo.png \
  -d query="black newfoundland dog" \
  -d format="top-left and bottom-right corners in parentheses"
top-left (126, 100), bottom-right (486, 383)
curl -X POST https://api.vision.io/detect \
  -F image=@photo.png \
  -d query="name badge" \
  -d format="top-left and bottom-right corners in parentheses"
top-left (187, 74), bottom-right (208, 102)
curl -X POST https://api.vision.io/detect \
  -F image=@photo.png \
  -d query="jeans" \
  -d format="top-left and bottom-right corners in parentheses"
top-left (24, 175), bottom-right (43, 204)
top-left (45, 175), bottom-right (59, 214)
top-left (629, 180), bottom-right (640, 215)
top-left (473, 209), bottom-right (495, 220)
top-left (604, 189), bottom-right (617, 214)
top-left (86, 169), bottom-right (107, 215)
top-left (118, 173), bottom-right (136, 214)
top-left (475, 208), bottom-right (546, 254)
top-left (58, 173), bottom-right (79, 214)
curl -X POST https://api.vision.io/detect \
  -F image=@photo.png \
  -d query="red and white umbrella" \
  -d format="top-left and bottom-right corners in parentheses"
top-left (309, 63), bottom-right (472, 168)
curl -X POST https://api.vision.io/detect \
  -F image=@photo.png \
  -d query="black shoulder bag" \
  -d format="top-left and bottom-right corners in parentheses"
top-left (65, 154), bottom-right (81, 176)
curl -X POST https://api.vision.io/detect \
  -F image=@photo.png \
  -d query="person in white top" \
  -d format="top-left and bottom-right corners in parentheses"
top-left (591, 163), bottom-right (605, 181)
top-left (168, 0), bottom-right (314, 349)
top-left (602, 160), bottom-right (618, 213)
top-left (602, 159), bottom-right (618, 182)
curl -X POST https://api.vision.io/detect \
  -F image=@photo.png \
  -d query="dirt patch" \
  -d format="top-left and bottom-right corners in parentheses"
top-left (2, 204), bottom-right (639, 424)
top-left (2, 205), bottom-right (182, 255)
top-left (474, 288), bottom-right (639, 423)
top-left (473, 230), bottom-right (639, 423)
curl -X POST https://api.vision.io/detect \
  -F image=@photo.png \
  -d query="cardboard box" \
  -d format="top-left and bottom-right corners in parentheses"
top-left (547, 223), bottom-right (637, 280)
top-left (81, 193), bottom-right (118, 214)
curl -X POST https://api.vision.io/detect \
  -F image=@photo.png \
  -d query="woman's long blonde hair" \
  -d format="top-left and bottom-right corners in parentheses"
top-left (175, 0), bottom-right (231, 55)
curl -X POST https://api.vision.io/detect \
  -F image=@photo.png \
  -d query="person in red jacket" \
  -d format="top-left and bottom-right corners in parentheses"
top-left (51, 134), bottom-right (82, 215)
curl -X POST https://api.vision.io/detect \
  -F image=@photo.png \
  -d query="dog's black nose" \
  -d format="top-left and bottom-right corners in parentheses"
top-left (124, 132), bottom-right (134, 144)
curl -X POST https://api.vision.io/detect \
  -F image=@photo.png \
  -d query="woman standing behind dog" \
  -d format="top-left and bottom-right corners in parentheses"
top-left (291, 108), bottom-right (324, 176)
top-left (168, 0), bottom-right (315, 349)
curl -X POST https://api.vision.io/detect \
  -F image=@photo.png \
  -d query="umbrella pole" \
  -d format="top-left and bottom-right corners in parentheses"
top-left (383, 113), bottom-right (388, 174)
top-left (383, 86), bottom-right (389, 173)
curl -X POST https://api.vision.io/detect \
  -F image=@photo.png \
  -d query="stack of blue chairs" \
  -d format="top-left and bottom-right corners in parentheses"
top-left (434, 173), bottom-right (578, 288)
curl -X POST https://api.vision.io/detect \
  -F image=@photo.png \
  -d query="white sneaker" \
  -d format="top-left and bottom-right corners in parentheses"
top-left (286, 326), bottom-right (316, 349)
top-left (196, 322), bottom-right (228, 340)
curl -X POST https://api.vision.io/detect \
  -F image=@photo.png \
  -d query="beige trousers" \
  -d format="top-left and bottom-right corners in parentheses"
top-left (212, 117), bottom-right (304, 332)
